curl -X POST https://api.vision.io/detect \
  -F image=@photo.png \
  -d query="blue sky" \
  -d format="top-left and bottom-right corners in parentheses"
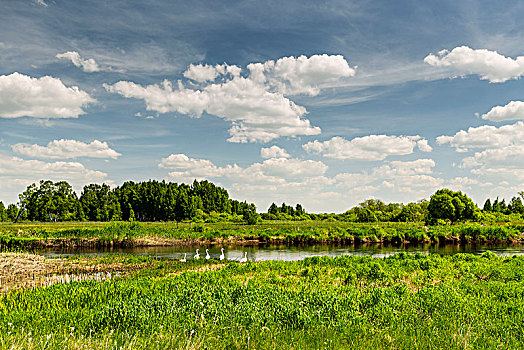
top-left (1, 0), bottom-right (524, 212)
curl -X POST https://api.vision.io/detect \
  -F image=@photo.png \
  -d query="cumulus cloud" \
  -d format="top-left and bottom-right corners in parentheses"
top-left (11, 139), bottom-right (121, 159)
top-left (461, 145), bottom-right (524, 169)
top-left (438, 122), bottom-right (524, 183)
top-left (0, 72), bottom-right (95, 119)
top-left (56, 51), bottom-right (101, 72)
top-left (249, 54), bottom-right (356, 96)
top-left (424, 46), bottom-right (524, 83)
top-left (158, 152), bottom-right (442, 212)
top-left (302, 135), bottom-right (431, 160)
top-left (260, 145), bottom-right (290, 159)
top-left (183, 63), bottom-right (241, 82)
top-left (0, 154), bottom-right (109, 203)
top-left (105, 77), bottom-right (319, 143)
top-left (159, 153), bottom-right (327, 183)
top-left (416, 139), bottom-right (433, 152)
top-left (436, 121), bottom-right (524, 151)
top-left (482, 101), bottom-right (524, 122)
top-left (105, 54), bottom-right (355, 143)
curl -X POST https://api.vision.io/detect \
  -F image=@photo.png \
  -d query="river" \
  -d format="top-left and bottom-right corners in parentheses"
top-left (38, 242), bottom-right (524, 261)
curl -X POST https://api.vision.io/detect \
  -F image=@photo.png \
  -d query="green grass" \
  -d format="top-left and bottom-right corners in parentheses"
top-left (2, 253), bottom-right (524, 349)
top-left (1, 221), bottom-right (524, 250)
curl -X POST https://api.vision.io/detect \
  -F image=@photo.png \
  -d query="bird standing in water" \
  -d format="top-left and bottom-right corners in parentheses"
top-left (219, 248), bottom-right (225, 261)
top-left (240, 252), bottom-right (248, 263)
top-left (194, 249), bottom-right (200, 259)
top-left (180, 253), bottom-right (187, 262)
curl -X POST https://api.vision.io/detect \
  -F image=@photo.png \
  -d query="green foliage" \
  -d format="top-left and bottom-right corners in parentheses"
top-left (6, 204), bottom-right (21, 222)
top-left (12, 179), bottom-right (257, 223)
top-left (427, 189), bottom-right (479, 224)
top-left (0, 202), bottom-right (6, 222)
top-left (262, 202), bottom-right (309, 221)
top-left (2, 221), bottom-right (522, 251)
top-left (3, 254), bottom-right (524, 348)
top-left (80, 183), bottom-right (121, 221)
top-left (18, 180), bottom-right (80, 222)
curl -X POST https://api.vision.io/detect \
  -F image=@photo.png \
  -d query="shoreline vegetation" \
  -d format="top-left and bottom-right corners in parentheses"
top-left (1, 180), bottom-right (523, 250)
top-left (2, 252), bottom-right (524, 348)
top-left (1, 221), bottom-right (524, 250)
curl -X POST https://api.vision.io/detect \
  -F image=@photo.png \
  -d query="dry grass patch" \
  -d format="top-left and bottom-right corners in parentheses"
top-left (0, 253), bottom-right (148, 293)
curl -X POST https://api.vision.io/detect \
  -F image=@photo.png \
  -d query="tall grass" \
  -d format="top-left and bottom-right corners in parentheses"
top-left (2, 253), bottom-right (524, 349)
top-left (1, 221), bottom-right (523, 250)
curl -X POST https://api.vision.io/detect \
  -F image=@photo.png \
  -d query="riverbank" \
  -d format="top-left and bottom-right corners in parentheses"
top-left (1, 252), bottom-right (524, 349)
top-left (1, 221), bottom-right (524, 250)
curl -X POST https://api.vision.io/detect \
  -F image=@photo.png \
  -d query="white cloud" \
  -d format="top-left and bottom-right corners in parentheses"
top-left (183, 63), bottom-right (241, 82)
top-left (424, 46), bottom-right (524, 83)
top-left (0, 72), bottom-right (95, 119)
top-left (105, 54), bottom-right (355, 143)
top-left (446, 177), bottom-right (492, 192)
top-left (105, 77), bottom-right (319, 143)
top-left (436, 121), bottom-right (524, 151)
top-left (302, 135), bottom-right (431, 160)
top-left (159, 153), bottom-right (230, 179)
top-left (183, 64), bottom-right (221, 82)
top-left (11, 139), bottom-right (121, 159)
top-left (157, 153), bottom-right (443, 212)
top-left (0, 154), bottom-right (109, 203)
top-left (461, 145), bottom-right (524, 169)
top-left (416, 139), bottom-right (433, 152)
top-left (159, 153), bottom-right (327, 183)
top-left (260, 145), bottom-right (290, 159)
top-left (471, 168), bottom-right (524, 182)
top-left (34, 0), bottom-right (47, 6)
top-left (482, 101), bottom-right (524, 122)
top-left (439, 122), bottom-right (524, 185)
top-left (56, 51), bottom-right (101, 72)
top-left (250, 54), bottom-right (357, 96)
top-left (372, 159), bottom-right (436, 177)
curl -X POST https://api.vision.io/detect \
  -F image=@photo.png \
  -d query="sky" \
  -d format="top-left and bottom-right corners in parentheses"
top-left (1, 0), bottom-right (524, 212)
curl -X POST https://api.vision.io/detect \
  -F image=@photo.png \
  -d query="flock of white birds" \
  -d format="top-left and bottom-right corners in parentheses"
top-left (179, 248), bottom-right (248, 263)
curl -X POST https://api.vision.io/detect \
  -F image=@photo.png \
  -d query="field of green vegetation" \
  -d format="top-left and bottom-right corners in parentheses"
top-left (2, 252), bottom-right (524, 349)
top-left (1, 220), bottom-right (524, 250)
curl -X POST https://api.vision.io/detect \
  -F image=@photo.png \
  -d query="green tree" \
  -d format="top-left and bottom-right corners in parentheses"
top-left (19, 180), bottom-right (79, 222)
top-left (427, 189), bottom-right (479, 224)
top-left (0, 201), bottom-right (7, 222)
top-left (492, 198), bottom-right (501, 213)
top-left (356, 208), bottom-right (378, 223)
top-left (268, 203), bottom-right (279, 215)
top-left (396, 202), bottom-right (426, 222)
top-left (6, 204), bottom-right (21, 222)
top-left (80, 183), bottom-right (121, 221)
top-left (243, 203), bottom-right (259, 224)
top-left (483, 198), bottom-right (492, 212)
top-left (508, 196), bottom-right (524, 215)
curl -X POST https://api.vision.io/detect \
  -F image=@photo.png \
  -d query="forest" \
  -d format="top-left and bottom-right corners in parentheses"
top-left (0, 179), bottom-right (257, 224)
top-left (0, 180), bottom-right (523, 225)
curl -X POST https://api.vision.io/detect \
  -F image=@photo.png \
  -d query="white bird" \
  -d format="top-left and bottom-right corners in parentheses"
top-left (180, 253), bottom-right (187, 262)
top-left (239, 252), bottom-right (248, 263)
top-left (194, 249), bottom-right (200, 259)
top-left (205, 249), bottom-right (211, 260)
top-left (219, 248), bottom-right (225, 261)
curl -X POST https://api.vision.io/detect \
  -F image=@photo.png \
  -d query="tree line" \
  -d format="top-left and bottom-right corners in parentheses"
top-left (0, 179), bottom-right (257, 223)
top-left (1, 180), bottom-right (522, 224)
top-left (262, 189), bottom-right (524, 224)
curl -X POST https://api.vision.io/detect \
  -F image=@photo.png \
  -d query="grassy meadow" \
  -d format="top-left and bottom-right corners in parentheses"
top-left (2, 252), bottom-right (524, 349)
top-left (1, 220), bottom-right (524, 250)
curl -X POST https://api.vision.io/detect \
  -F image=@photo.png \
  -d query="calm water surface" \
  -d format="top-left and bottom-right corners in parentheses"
top-left (38, 243), bottom-right (524, 261)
